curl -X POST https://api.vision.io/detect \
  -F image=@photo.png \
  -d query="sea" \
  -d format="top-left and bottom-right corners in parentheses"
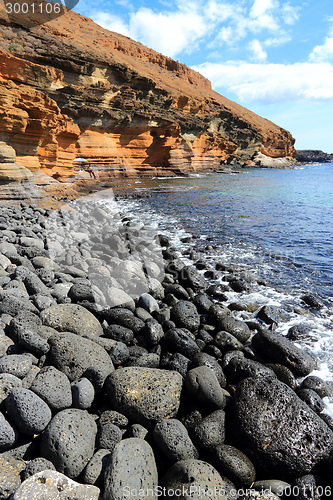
top-left (96, 162), bottom-right (333, 415)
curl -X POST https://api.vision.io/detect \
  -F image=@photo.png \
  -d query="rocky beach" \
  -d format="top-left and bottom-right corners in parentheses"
top-left (0, 197), bottom-right (332, 500)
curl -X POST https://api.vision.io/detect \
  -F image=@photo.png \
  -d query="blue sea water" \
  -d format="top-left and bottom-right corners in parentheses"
top-left (135, 163), bottom-right (333, 300)
top-left (102, 163), bottom-right (333, 413)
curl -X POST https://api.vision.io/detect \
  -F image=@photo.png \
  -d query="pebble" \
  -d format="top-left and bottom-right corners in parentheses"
top-left (48, 331), bottom-right (114, 389)
top-left (41, 409), bottom-right (97, 478)
top-left (0, 411), bottom-right (17, 451)
top-left (153, 418), bottom-right (199, 462)
top-left (212, 444), bottom-right (256, 487)
top-left (103, 438), bottom-right (158, 500)
top-left (0, 354), bottom-right (32, 378)
top-left (41, 303), bottom-right (103, 337)
top-left (5, 387), bottom-right (52, 435)
top-left (185, 366), bottom-right (226, 410)
top-left (170, 300), bottom-right (200, 331)
top-left (11, 470), bottom-right (100, 500)
top-left (106, 367), bottom-right (183, 426)
top-left (30, 366), bottom-right (72, 411)
top-left (71, 377), bottom-right (95, 409)
top-left (161, 459), bottom-right (236, 500)
top-left (0, 456), bottom-right (21, 500)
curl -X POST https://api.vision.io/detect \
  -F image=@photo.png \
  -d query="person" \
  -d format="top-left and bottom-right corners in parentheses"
top-left (86, 164), bottom-right (96, 179)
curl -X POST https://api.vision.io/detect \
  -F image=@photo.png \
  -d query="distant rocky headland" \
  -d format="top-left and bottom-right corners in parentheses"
top-left (0, 3), bottom-right (296, 205)
top-left (296, 150), bottom-right (333, 163)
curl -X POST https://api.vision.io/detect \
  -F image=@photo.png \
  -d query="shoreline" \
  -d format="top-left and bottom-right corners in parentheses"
top-left (0, 199), bottom-right (333, 498)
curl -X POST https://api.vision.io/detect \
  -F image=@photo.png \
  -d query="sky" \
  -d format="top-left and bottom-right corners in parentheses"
top-left (74, 0), bottom-right (333, 152)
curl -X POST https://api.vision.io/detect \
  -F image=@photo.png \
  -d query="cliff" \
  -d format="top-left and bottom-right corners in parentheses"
top-left (296, 150), bottom-right (333, 163)
top-left (0, 2), bottom-right (296, 188)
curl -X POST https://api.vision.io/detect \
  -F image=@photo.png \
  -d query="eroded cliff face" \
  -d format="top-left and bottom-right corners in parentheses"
top-left (0, 4), bottom-right (296, 184)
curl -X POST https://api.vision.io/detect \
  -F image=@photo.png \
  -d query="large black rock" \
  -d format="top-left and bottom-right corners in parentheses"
top-left (252, 329), bottom-right (316, 376)
top-left (230, 376), bottom-right (333, 478)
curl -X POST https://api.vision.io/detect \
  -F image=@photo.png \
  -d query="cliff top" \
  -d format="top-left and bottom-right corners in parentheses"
top-left (0, 2), bottom-right (288, 139)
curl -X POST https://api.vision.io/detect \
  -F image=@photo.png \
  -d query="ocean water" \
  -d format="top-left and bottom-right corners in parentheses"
top-left (99, 163), bottom-right (333, 414)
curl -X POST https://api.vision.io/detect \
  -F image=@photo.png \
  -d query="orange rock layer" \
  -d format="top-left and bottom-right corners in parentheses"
top-left (0, 3), bottom-right (296, 183)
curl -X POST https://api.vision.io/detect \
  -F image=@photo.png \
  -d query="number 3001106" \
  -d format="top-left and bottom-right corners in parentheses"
top-left (6, 2), bottom-right (61, 14)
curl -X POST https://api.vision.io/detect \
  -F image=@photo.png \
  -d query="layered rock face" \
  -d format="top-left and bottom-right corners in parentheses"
top-left (0, 3), bottom-right (296, 183)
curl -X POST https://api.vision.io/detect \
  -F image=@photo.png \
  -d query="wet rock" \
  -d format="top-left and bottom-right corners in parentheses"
top-left (230, 376), bottom-right (333, 477)
top-left (48, 331), bottom-right (114, 389)
top-left (256, 305), bottom-right (283, 325)
top-left (0, 456), bottom-right (21, 500)
top-left (21, 457), bottom-right (56, 480)
top-left (0, 354), bottom-right (32, 379)
top-left (41, 409), bottom-right (97, 479)
top-left (208, 303), bottom-right (231, 327)
top-left (105, 367), bottom-right (183, 426)
top-left (287, 324), bottom-right (314, 341)
top-left (217, 316), bottom-right (251, 343)
top-left (185, 366), bottom-right (226, 410)
top-left (30, 366), bottom-right (72, 411)
top-left (297, 389), bottom-right (324, 414)
top-left (192, 410), bottom-right (225, 450)
top-left (300, 294), bottom-right (323, 309)
top-left (71, 377), bottom-right (95, 409)
top-left (214, 331), bottom-right (244, 352)
top-left (179, 266), bottom-right (207, 291)
top-left (11, 470), bottom-right (100, 500)
top-left (252, 329), bottom-right (316, 376)
top-left (103, 438), bottom-right (158, 500)
top-left (161, 459), bottom-right (236, 500)
top-left (144, 318), bottom-right (164, 345)
top-left (6, 387), bottom-right (52, 435)
top-left (165, 284), bottom-right (190, 300)
top-left (229, 278), bottom-right (249, 293)
top-left (265, 363), bottom-right (297, 390)
top-left (192, 293), bottom-right (213, 313)
top-left (170, 301), bottom-right (200, 332)
top-left (164, 328), bottom-right (200, 358)
top-left (212, 444), bottom-right (256, 487)
top-left (300, 375), bottom-right (332, 398)
top-left (153, 418), bottom-right (199, 462)
top-left (41, 304), bottom-right (103, 337)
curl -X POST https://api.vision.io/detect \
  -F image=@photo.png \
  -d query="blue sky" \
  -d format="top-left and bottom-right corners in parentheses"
top-left (74, 0), bottom-right (333, 152)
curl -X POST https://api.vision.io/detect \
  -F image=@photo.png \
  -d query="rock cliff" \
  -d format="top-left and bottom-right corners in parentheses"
top-left (296, 150), bottom-right (333, 163)
top-left (0, 2), bottom-right (296, 187)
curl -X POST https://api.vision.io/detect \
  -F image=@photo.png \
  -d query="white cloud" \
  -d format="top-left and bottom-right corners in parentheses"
top-left (191, 61), bottom-right (333, 103)
top-left (248, 39), bottom-right (267, 61)
top-left (281, 3), bottom-right (300, 25)
top-left (93, 12), bottom-right (131, 37)
top-left (129, 6), bottom-right (208, 57)
top-left (91, 0), bottom-right (298, 59)
top-left (309, 26), bottom-right (333, 62)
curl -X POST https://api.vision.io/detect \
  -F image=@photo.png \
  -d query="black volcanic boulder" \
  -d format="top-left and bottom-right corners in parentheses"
top-left (252, 329), bottom-right (316, 376)
top-left (230, 376), bottom-right (333, 478)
